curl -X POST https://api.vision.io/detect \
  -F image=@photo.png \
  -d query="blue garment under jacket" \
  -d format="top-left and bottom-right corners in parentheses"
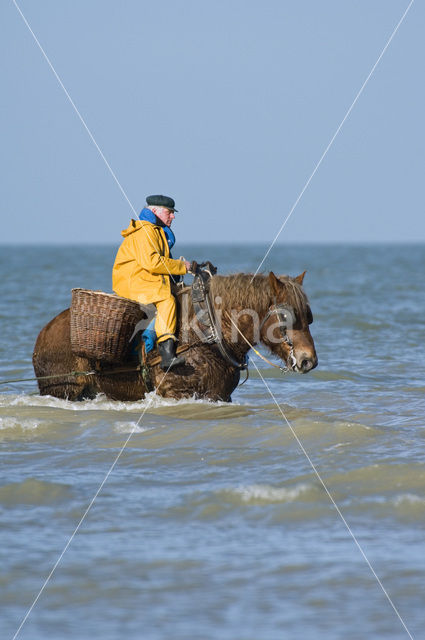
top-left (141, 318), bottom-right (156, 353)
top-left (139, 207), bottom-right (176, 249)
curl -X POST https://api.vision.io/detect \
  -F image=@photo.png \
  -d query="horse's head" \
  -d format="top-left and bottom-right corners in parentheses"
top-left (260, 271), bottom-right (318, 373)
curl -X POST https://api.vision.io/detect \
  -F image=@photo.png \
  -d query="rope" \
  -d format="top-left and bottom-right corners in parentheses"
top-left (0, 366), bottom-right (141, 387)
top-left (223, 310), bottom-right (289, 373)
top-left (1, 306), bottom-right (287, 389)
top-left (239, 365), bottom-right (249, 386)
top-left (1, 343), bottom-right (197, 389)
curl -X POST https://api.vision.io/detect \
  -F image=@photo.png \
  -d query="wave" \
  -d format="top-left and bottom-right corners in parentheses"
top-left (326, 462), bottom-right (425, 497)
top-left (159, 480), bottom-right (334, 524)
top-left (113, 421), bottom-right (153, 434)
top-left (0, 416), bottom-right (40, 431)
top-left (393, 493), bottom-right (425, 507)
top-left (0, 391), bottom-right (241, 414)
top-left (225, 482), bottom-right (314, 504)
top-left (162, 471), bottom-right (425, 525)
top-left (0, 478), bottom-right (73, 506)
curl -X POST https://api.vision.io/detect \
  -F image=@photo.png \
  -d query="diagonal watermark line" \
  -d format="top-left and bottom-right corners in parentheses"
top-left (12, 0), bottom-right (137, 216)
top-left (251, 0), bottom-right (414, 280)
top-left (11, 367), bottom-right (172, 640)
top-left (12, 0), bottom-right (183, 297)
top-left (11, 1), bottom-right (414, 637)
top-left (9, 18), bottom-right (184, 635)
top-left (250, 357), bottom-right (414, 640)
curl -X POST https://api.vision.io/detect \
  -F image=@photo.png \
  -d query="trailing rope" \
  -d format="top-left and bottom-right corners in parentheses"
top-left (0, 366), bottom-right (141, 387)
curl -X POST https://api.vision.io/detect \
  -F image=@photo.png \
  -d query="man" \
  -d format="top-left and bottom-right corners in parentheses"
top-left (112, 194), bottom-right (193, 370)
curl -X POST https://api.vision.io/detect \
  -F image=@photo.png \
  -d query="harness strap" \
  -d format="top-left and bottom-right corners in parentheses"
top-left (191, 270), bottom-right (216, 343)
top-left (224, 311), bottom-right (288, 373)
top-left (191, 270), bottom-right (247, 370)
top-left (259, 303), bottom-right (297, 370)
top-left (139, 341), bottom-right (154, 392)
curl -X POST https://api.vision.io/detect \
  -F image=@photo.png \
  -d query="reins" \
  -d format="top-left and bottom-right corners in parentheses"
top-left (191, 269), bottom-right (248, 370)
top-left (6, 275), bottom-right (300, 391)
top-left (223, 310), bottom-right (292, 373)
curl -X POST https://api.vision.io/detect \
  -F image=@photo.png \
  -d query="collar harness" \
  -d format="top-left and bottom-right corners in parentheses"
top-left (191, 264), bottom-right (248, 370)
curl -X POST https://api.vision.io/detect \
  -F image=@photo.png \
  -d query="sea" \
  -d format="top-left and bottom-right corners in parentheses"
top-left (0, 243), bottom-right (424, 640)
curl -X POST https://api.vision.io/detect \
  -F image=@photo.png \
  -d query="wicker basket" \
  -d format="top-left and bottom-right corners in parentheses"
top-left (70, 289), bottom-right (147, 363)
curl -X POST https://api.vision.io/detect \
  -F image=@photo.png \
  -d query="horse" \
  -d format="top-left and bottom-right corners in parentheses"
top-left (32, 271), bottom-right (317, 402)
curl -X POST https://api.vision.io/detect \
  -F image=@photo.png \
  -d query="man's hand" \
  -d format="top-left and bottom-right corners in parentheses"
top-left (182, 258), bottom-right (199, 274)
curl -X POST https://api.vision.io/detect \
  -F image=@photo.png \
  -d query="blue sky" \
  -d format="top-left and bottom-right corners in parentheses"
top-left (1, 1), bottom-right (423, 245)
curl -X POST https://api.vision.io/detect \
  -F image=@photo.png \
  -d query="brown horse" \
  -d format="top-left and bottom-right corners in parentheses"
top-left (32, 271), bottom-right (317, 402)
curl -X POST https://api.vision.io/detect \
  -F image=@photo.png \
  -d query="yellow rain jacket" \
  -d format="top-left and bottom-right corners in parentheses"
top-left (112, 219), bottom-right (187, 304)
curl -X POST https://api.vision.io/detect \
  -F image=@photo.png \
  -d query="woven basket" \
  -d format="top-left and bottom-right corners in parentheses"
top-left (70, 289), bottom-right (146, 363)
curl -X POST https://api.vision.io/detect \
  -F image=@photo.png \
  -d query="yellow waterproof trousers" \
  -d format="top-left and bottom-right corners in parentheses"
top-left (155, 296), bottom-right (177, 344)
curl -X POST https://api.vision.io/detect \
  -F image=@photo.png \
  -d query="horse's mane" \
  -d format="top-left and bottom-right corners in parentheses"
top-left (175, 273), bottom-right (309, 343)
top-left (209, 273), bottom-right (309, 315)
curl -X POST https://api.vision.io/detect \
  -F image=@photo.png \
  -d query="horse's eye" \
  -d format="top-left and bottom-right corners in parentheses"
top-left (307, 306), bottom-right (313, 324)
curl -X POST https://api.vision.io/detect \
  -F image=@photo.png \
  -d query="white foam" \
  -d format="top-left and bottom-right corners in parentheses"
top-left (393, 493), bottom-right (425, 506)
top-left (229, 483), bottom-right (312, 503)
top-left (324, 442), bottom-right (352, 451)
top-left (0, 416), bottom-right (40, 431)
top-left (0, 391), bottom-right (231, 412)
top-left (113, 421), bottom-right (152, 434)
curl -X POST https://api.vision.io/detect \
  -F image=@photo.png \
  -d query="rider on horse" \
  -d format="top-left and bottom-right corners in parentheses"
top-left (112, 194), bottom-right (195, 371)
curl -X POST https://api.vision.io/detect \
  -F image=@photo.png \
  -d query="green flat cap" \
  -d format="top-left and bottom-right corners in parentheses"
top-left (146, 194), bottom-right (178, 212)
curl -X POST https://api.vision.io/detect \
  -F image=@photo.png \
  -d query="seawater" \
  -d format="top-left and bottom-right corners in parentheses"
top-left (0, 244), bottom-right (424, 640)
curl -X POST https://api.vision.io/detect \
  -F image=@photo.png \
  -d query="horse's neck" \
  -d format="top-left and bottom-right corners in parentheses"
top-left (176, 275), bottom-right (268, 357)
top-left (219, 305), bottom-right (264, 359)
top-left (212, 277), bottom-right (269, 357)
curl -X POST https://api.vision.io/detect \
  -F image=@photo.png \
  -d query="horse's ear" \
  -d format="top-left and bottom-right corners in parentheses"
top-left (295, 271), bottom-right (307, 286)
top-left (268, 271), bottom-right (281, 296)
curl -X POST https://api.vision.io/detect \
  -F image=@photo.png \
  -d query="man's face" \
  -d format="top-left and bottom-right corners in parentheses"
top-left (155, 206), bottom-right (175, 227)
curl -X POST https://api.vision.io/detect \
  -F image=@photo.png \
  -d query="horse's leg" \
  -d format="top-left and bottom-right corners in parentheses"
top-left (151, 345), bottom-right (240, 402)
top-left (95, 367), bottom-right (147, 401)
top-left (33, 309), bottom-right (97, 400)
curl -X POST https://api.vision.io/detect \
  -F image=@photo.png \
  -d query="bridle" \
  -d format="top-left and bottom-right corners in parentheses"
top-left (223, 302), bottom-right (297, 373)
top-left (191, 268), bottom-right (307, 373)
top-left (259, 302), bottom-right (297, 371)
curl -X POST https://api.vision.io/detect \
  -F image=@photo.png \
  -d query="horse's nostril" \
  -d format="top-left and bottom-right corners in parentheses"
top-left (301, 359), bottom-right (313, 372)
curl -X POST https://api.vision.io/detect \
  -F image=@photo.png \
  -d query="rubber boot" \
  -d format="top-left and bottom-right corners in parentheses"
top-left (158, 338), bottom-right (185, 371)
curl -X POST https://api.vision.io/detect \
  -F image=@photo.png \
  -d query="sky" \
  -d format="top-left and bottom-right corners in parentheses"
top-left (1, 0), bottom-right (423, 246)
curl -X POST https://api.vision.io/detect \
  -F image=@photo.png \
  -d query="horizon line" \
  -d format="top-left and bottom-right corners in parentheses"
top-left (1, 240), bottom-right (425, 247)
